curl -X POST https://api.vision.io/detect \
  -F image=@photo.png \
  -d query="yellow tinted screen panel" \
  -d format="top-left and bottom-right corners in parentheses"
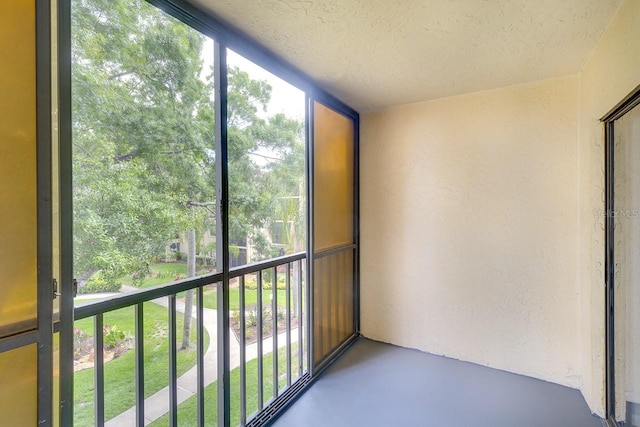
top-left (313, 250), bottom-right (354, 364)
top-left (0, 0), bottom-right (37, 336)
top-left (313, 102), bottom-right (354, 251)
top-left (0, 344), bottom-right (38, 426)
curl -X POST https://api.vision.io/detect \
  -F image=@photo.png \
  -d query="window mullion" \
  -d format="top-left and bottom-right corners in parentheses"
top-left (214, 40), bottom-right (231, 427)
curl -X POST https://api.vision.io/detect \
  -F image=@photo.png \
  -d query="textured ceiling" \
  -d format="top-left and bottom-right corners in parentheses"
top-left (188, 0), bottom-right (622, 112)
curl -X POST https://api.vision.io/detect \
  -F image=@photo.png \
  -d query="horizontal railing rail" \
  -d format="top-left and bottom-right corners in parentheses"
top-left (74, 271), bottom-right (223, 320)
top-left (229, 251), bottom-right (306, 278)
top-left (74, 252), bottom-right (305, 320)
top-left (313, 243), bottom-right (355, 259)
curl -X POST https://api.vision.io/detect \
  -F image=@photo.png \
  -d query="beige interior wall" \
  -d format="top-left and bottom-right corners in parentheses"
top-left (361, 76), bottom-right (582, 388)
top-left (578, 0), bottom-right (640, 415)
top-left (360, 0), bottom-right (640, 414)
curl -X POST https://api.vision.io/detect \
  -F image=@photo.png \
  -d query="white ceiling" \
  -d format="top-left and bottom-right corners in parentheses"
top-left (188, 0), bottom-right (623, 112)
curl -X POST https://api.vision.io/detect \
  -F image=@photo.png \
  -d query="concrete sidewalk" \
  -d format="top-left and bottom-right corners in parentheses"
top-left (106, 287), bottom-right (299, 426)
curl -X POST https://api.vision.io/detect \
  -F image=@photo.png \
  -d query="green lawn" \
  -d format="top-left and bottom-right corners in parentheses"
top-left (150, 344), bottom-right (303, 427)
top-left (118, 262), bottom-right (188, 288)
top-left (116, 263), bottom-right (297, 312)
top-left (117, 262), bottom-right (214, 288)
top-left (73, 302), bottom-right (209, 426)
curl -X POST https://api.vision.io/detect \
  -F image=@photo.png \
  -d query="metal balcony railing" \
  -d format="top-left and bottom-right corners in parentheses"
top-left (73, 252), bottom-right (308, 427)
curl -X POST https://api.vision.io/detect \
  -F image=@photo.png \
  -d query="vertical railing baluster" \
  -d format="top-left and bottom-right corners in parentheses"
top-left (326, 256), bottom-right (331, 354)
top-left (343, 252), bottom-right (348, 340)
top-left (343, 252), bottom-right (349, 340)
top-left (94, 313), bottom-right (105, 427)
top-left (329, 256), bottom-right (334, 354)
top-left (334, 253), bottom-right (340, 344)
top-left (319, 257), bottom-right (325, 362)
top-left (328, 256), bottom-right (333, 354)
top-left (325, 257), bottom-right (330, 359)
top-left (285, 262), bottom-right (292, 386)
top-left (330, 256), bottom-right (335, 351)
top-left (169, 294), bottom-right (177, 427)
top-left (272, 266), bottom-right (278, 398)
top-left (315, 257), bottom-right (320, 364)
top-left (257, 270), bottom-right (263, 410)
top-left (298, 259), bottom-right (304, 376)
top-left (197, 287), bottom-right (204, 427)
top-left (327, 255), bottom-right (333, 352)
top-left (239, 275), bottom-right (247, 426)
top-left (135, 303), bottom-right (145, 427)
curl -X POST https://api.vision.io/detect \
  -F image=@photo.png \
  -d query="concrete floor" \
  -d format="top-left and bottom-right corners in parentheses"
top-left (271, 338), bottom-right (603, 427)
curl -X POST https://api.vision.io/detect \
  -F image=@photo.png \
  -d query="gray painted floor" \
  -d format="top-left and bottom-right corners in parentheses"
top-left (271, 338), bottom-right (603, 427)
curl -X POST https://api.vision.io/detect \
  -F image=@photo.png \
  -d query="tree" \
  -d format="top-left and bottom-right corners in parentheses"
top-left (72, 0), bottom-right (306, 345)
top-left (72, 0), bottom-right (215, 288)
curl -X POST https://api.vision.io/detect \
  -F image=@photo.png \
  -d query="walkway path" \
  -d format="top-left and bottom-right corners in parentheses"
top-left (106, 286), bottom-right (299, 426)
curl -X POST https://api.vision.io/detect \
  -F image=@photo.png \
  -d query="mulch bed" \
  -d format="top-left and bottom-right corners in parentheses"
top-left (73, 334), bottom-right (132, 372)
top-left (230, 304), bottom-right (299, 345)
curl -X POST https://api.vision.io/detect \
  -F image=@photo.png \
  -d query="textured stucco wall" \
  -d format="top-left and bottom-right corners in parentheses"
top-left (360, 76), bottom-right (581, 388)
top-left (578, 0), bottom-right (640, 416)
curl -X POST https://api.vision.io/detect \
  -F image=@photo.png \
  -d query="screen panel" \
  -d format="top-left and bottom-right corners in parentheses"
top-left (313, 102), bottom-right (354, 251)
top-left (71, 0), bottom-right (218, 298)
top-left (0, 344), bottom-right (38, 426)
top-left (312, 250), bottom-right (354, 364)
top-left (312, 101), bottom-right (356, 366)
top-left (226, 48), bottom-right (306, 267)
top-left (0, 0), bottom-right (38, 337)
top-left (68, 1), bottom-right (220, 424)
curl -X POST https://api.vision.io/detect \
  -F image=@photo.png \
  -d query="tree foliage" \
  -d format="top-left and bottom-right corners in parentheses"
top-left (72, 0), bottom-right (305, 287)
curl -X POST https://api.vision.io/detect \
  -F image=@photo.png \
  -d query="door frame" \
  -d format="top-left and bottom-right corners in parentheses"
top-left (307, 96), bottom-right (360, 375)
top-left (602, 84), bottom-right (640, 426)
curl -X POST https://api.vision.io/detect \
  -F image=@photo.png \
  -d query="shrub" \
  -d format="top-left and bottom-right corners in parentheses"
top-left (73, 328), bottom-right (89, 359)
top-left (245, 278), bottom-right (258, 290)
top-left (234, 304), bottom-right (275, 332)
top-left (243, 276), bottom-right (286, 290)
top-left (260, 279), bottom-right (287, 290)
top-left (103, 324), bottom-right (126, 349)
top-left (195, 255), bottom-right (214, 267)
top-left (79, 277), bottom-right (121, 294)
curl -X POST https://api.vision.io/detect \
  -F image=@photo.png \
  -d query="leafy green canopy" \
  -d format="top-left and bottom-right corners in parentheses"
top-left (72, 0), bottom-right (304, 286)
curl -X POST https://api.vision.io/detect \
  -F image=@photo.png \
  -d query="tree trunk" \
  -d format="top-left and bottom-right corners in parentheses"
top-left (181, 229), bottom-right (196, 349)
top-left (165, 244), bottom-right (171, 263)
top-left (292, 179), bottom-right (304, 319)
top-left (292, 261), bottom-right (300, 318)
top-left (76, 268), bottom-right (99, 291)
top-left (292, 221), bottom-right (301, 318)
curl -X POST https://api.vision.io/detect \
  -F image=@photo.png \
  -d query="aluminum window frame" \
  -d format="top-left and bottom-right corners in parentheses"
top-left (55, 0), bottom-right (360, 426)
